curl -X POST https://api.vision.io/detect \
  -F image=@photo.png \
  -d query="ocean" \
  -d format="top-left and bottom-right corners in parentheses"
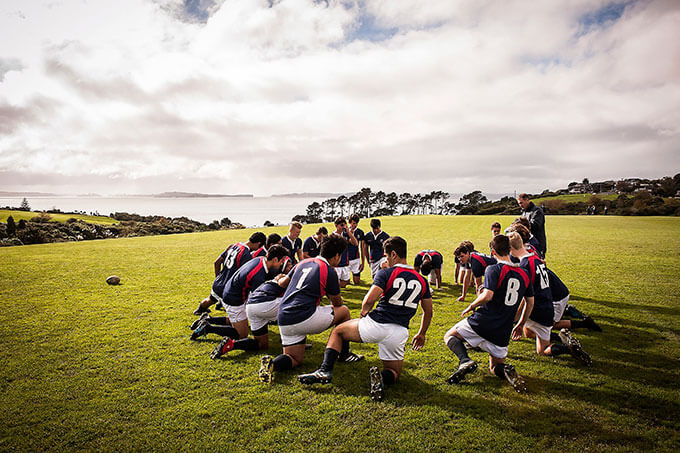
top-left (0, 196), bottom-right (321, 228)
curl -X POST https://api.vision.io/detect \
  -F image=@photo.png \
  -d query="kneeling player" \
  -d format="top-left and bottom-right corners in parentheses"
top-left (443, 235), bottom-right (534, 392)
top-left (258, 235), bottom-right (361, 383)
top-left (210, 271), bottom-right (291, 359)
top-left (414, 249), bottom-right (443, 290)
top-left (298, 236), bottom-right (433, 401)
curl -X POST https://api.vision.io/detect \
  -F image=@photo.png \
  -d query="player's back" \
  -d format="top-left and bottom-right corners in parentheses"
top-left (214, 242), bottom-right (252, 290)
top-left (519, 254), bottom-right (554, 326)
top-left (222, 256), bottom-right (267, 306)
top-left (369, 265), bottom-right (431, 328)
top-left (365, 230), bottom-right (389, 263)
top-left (278, 258), bottom-right (339, 326)
top-left (470, 252), bottom-right (497, 278)
top-left (248, 280), bottom-right (286, 305)
top-left (468, 262), bottom-right (533, 346)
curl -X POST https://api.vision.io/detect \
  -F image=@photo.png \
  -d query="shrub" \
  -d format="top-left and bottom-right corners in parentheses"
top-left (7, 216), bottom-right (16, 236)
top-left (30, 212), bottom-right (53, 223)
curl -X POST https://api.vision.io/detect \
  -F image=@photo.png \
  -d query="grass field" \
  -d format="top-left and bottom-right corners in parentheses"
top-left (0, 209), bottom-right (118, 225)
top-left (1, 215), bottom-right (679, 451)
top-left (531, 194), bottom-right (619, 204)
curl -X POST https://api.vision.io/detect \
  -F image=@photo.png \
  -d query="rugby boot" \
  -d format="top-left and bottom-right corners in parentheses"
top-left (503, 364), bottom-right (527, 393)
top-left (210, 337), bottom-right (234, 360)
top-left (446, 360), bottom-right (478, 384)
top-left (560, 329), bottom-right (593, 366)
top-left (369, 366), bottom-right (384, 402)
top-left (190, 312), bottom-right (210, 330)
top-left (190, 319), bottom-right (209, 340)
top-left (297, 369), bottom-right (332, 385)
top-left (258, 355), bottom-right (274, 384)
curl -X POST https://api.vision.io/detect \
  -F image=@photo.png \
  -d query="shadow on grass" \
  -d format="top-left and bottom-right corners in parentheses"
top-left (571, 294), bottom-right (680, 318)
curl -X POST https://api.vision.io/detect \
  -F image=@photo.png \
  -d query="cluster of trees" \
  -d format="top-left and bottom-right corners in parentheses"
top-left (542, 193), bottom-right (680, 216)
top-left (0, 212), bottom-right (244, 247)
top-left (539, 174), bottom-right (680, 198)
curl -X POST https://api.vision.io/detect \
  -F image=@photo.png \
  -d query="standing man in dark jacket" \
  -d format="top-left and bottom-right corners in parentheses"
top-left (517, 193), bottom-right (546, 257)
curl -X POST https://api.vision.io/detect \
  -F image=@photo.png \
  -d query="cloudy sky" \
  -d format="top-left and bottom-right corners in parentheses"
top-left (1, 0), bottom-right (678, 196)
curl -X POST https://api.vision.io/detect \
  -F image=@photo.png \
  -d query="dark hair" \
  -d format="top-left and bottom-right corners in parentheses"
top-left (454, 244), bottom-right (469, 257)
top-left (491, 222), bottom-right (501, 230)
top-left (383, 236), bottom-right (407, 259)
top-left (250, 232), bottom-right (267, 245)
top-left (266, 244), bottom-right (289, 261)
top-left (420, 260), bottom-right (433, 276)
top-left (370, 218), bottom-right (381, 229)
top-left (316, 226), bottom-right (328, 235)
top-left (490, 235), bottom-right (510, 256)
top-left (518, 193), bottom-right (530, 200)
top-left (513, 217), bottom-right (531, 230)
top-left (266, 233), bottom-right (282, 249)
top-left (462, 240), bottom-right (475, 252)
top-left (510, 224), bottom-right (530, 243)
top-left (349, 213), bottom-right (360, 223)
top-left (320, 234), bottom-right (347, 260)
top-left (334, 216), bottom-right (347, 226)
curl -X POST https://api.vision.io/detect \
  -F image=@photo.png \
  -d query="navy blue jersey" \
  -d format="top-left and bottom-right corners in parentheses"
top-left (470, 252), bottom-right (497, 278)
top-left (251, 246), bottom-right (267, 258)
top-left (348, 227), bottom-right (364, 260)
top-left (302, 236), bottom-right (321, 258)
top-left (212, 243), bottom-right (252, 296)
top-left (332, 231), bottom-right (351, 267)
top-left (414, 250), bottom-right (443, 269)
top-left (547, 268), bottom-right (569, 301)
top-left (278, 257), bottom-right (341, 326)
top-left (519, 254), bottom-right (554, 327)
top-left (467, 262), bottom-right (534, 347)
top-left (222, 257), bottom-right (270, 306)
top-left (281, 235), bottom-right (302, 264)
top-left (364, 230), bottom-right (390, 264)
top-left (247, 280), bottom-right (286, 305)
top-left (368, 265), bottom-right (431, 328)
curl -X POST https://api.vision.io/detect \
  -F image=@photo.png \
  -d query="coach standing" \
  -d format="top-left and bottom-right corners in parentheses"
top-left (517, 193), bottom-right (546, 257)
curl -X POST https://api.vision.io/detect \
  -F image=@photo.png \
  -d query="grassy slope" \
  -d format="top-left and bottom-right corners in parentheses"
top-left (532, 194), bottom-right (619, 204)
top-left (0, 209), bottom-right (118, 225)
top-left (1, 216), bottom-right (679, 452)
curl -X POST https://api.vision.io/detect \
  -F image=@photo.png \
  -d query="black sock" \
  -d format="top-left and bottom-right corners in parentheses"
top-left (273, 354), bottom-right (293, 372)
top-left (549, 343), bottom-right (570, 356)
top-left (205, 325), bottom-right (239, 339)
top-left (446, 336), bottom-right (471, 363)
top-left (340, 340), bottom-right (350, 357)
top-left (493, 364), bottom-right (506, 379)
top-left (550, 331), bottom-right (562, 343)
top-left (381, 369), bottom-right (396, 386)
top-left (571, 320), bottom-right (585, 329)
top-left (320, 348), bottom-right (340, 372)
top-left (208, 316), bottom-right (229, 326)
top-left (234, 337), bottom-right (259, 351)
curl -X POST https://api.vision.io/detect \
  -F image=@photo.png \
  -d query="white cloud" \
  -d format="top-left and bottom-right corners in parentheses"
top-left (0, 0), bottom-right (678, 196)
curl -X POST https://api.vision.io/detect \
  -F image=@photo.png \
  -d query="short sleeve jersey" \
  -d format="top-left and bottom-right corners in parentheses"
top-left (222, 257), bottom-right (269, 306)
top-left (251, 246), bottom-right (267, 258)
top-left (247, 280), bottom-right (286, 305)
top-left (368, 264), bottom-right (431, 328)
top-left (414, 250), bottom-right (443, 269)
top-left (519, 254), bottom-right (554, 327)
top-left (212, 243), bottom-right (252, 295)
top-left (470, 252), bottom-right (497, 278)
top-left (281, 235), bottom-right (302, 264)
top-left (364, 230), bottom-right (390, 264)
top-left (547, 268), bottom-right (569, 301)
top-left (332, 231), bottom-right (351, 267)
top-left (467, 262), bottom-right (533, 347)
top-left (278, 257), bottom-right (341, 326)
top-left (347, 228), bottom-right (364, 261)
top-left (302, 236), bottom-right (321, 258)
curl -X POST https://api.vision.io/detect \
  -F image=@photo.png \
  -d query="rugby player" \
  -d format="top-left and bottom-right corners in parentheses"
top-left (258, 235), bottom-right (361, 383)
top-left (362, 218), bottom-right (390, 279)
top-left (193, 232), bottom-right (267, 315)
top-left (302, 227), bottom-right (328, 259)
top-left (413, 249), bottom-right (443, 290)
top-left (298, 236), bottom-right (433, 402)
top-left (331, 217), bottom-right (358, 288)
top-left (444, 235), bottom-right (534, 392)
top-left (348, 214), bottom-right (365, 285)
top-left (454, 243), bottom-right (496, 301)
top-left (252, 233), bottom-right (283, 258)
top-left (282, 222), bottom-right (303, 264)
top-left (191, 245), bottom-right (289, 341)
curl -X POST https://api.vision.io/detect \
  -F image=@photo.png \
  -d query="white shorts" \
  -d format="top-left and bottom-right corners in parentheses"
top-left (246, 298), bottom-right (282, 332)
top-left (454, 318), bottom-right (508, 359)
top-left (225, 303), bottom-right (247, 323)
top-left (279, 305), bottom-right (334, 346)
top-left (370, 257), bottom-right (387, 278)
top-left (524, 319), bottom-right (551, 341)
top-left (210, 289), bottom-right (223, 305)
top-left (553, 295), bottom-right (570, 322)
top-left (358, 316), bottom-right (409, 361)
top-left (336, 266), bottom-right (351, 282)
top-left (349, 258), bottom-right (361, 275)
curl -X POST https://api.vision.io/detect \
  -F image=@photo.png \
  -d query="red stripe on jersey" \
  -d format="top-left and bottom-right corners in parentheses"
top-left (235, 244), bottom-right (246, 267)
top-left (386, 267), bottom-right (408, 290)
top-left (510, 267), bottom-right (530, 288)
top-left (471, 253), bottom-right (487, 267)
top-left (412, 269), bottom-right (428, 297)
top-left (496, 265), bottom-right (511, 290)
top-left (242, 258), bottom-right (265, 302)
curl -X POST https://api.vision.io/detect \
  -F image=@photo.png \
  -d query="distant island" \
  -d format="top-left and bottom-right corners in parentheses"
top-left (271, 192), bottom-right (346, 198)
top-left (150, 192), bottom-right (253, 198)
top-left (0, 191), bottom-right (57, 197)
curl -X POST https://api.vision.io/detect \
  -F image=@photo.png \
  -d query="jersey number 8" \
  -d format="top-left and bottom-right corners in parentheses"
top-left (388, 278), bottom-right (422, 309)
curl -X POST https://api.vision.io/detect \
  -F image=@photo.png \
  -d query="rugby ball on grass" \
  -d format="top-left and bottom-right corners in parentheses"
top-left (106, 275), bottom-right (121, 285)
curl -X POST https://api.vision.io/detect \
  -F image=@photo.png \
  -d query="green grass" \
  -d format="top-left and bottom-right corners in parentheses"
top-left (532, 193), bottom-right (619, 204)
top-left (1, 216), bottom-right (679, 451)
top-left (0, 209), bottom-right (118, 225)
